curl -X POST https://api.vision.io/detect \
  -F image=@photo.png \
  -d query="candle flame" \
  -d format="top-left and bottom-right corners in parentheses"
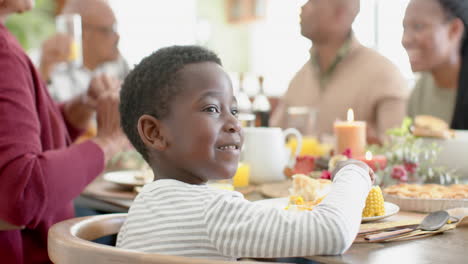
top-left (365, 151), bottom-right (373, 160)
top-left (347, 108), bottom-right (354, 122)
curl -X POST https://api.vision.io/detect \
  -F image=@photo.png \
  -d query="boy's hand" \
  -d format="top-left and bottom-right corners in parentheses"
top-left (331, 159), bottom-right (376, 184)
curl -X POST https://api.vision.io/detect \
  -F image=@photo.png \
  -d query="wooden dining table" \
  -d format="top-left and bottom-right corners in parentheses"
top-left (77, 175), bottom-right (468, 264)
top-left (306, 211), bottom-right (467, 264)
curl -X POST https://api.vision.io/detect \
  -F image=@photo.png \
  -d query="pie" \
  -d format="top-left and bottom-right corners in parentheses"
top-left (383, 183), bottom-right (468, 199)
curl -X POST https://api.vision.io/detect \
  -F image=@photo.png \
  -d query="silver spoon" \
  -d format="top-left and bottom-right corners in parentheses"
top-left (365, 210), bottom-right (450, 242)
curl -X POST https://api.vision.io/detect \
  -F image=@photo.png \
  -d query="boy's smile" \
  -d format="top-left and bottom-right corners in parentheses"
top-left (154, 62), bottom-right (243, 184)
top-left (216, 142), bottom-right (241, 152)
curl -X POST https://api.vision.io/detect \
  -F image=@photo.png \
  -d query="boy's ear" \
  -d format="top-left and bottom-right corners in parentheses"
top-left (137, 114), bottom-right (168, 151)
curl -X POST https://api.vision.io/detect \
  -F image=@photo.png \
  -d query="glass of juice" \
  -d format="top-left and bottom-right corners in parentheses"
top-left (56, 14), bottom-right (83, 68)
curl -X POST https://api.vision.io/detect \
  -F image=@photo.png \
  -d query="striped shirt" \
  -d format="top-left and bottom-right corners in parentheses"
top-left (116, 164), bottom-right (371, 261)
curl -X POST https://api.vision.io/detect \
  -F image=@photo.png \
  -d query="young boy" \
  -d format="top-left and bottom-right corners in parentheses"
top-left (116, 45), bottom-right (373, 261)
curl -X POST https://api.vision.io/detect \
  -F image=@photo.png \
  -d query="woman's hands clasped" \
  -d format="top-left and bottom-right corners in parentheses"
top-left (88, 74), bottom-right (127, 162)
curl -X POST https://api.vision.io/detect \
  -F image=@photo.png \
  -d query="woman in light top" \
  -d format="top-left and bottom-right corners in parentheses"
top-left (403, 0), bottom-right (468, 128)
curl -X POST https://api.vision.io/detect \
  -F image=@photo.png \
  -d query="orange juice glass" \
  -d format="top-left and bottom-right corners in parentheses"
top-left (233, 162), bottom-right (250, 187)
top-left (56, 14), bottom-right (83, 67)
top-left (68, 40), bottom-right (79, 61)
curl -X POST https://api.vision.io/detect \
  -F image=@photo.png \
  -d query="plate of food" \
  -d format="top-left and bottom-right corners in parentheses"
top-left (254, 197), bottom-right (399, 222)
top-left (255, 174), bottom-right (399, 222)
top-left (255, 174), bottom-right (331, 210)
top-left (103, 169), bottom-right (154, 188)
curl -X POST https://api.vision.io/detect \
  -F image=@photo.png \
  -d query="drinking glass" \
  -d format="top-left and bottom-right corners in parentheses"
top-left (238, 113), bottom-right (256, 128)
top-left (233, 162), bottom-right (250, 188)
top-left (56, 14), bottom-right (83, 68)
top-left (286, 106), bottom-right (317, 136)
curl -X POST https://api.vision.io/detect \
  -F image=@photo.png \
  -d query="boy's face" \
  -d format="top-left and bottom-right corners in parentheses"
top-left (160, 62), bottom-right (243, 183)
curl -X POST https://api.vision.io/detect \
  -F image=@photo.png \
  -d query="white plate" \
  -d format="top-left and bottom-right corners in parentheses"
top-left (362, 202), bottom-right (400, 222)
top-left (103, 170), bottom-right (150, 187)
top-left (254, 198), bottom-right (400, 222)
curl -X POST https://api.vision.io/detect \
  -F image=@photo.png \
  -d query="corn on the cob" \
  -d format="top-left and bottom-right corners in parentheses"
top-left (362, 186), bottom-right (385, 217)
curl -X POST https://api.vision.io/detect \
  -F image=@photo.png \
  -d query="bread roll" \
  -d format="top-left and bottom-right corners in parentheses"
top-left (412, 115), bottom-right (454, 139)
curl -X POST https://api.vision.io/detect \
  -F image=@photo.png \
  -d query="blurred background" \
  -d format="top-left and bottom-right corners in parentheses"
top-left (6, 0), bottom-right (413, 97)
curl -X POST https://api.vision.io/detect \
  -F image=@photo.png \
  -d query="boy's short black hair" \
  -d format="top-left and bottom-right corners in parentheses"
top-left (119, 45), bottom-right (222, 161)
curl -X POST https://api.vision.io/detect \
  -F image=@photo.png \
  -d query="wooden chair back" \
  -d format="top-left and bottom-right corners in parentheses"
top-left (48, 213), bottom-right (275, 264)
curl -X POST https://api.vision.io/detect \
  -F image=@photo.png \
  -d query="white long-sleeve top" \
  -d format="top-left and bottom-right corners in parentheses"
top-left (116, 164), bottom-right (371, 261)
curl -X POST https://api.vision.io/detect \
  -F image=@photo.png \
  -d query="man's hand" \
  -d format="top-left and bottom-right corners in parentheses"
top-left (39, 33), bottom-right (72, 81)
top-left (331, 159), bottom-right (376, 184)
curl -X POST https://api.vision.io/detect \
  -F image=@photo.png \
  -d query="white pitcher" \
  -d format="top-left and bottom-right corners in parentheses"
top-left (242, 127), bottom-right (302, 184)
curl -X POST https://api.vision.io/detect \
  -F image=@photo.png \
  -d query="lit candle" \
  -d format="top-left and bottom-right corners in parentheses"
top-left (334, 108), bottom-right (366, 157)
top-left (358, 151), bottom-right (387, 171)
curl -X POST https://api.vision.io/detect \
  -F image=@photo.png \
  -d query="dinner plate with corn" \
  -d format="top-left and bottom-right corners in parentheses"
top-left (255, 176), bottom-right (400, 222)
top-left (254, 197), bottom-right (399, 222)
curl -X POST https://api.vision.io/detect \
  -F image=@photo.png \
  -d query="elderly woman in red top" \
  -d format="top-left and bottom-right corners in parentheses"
top-left (0, 0), bottom-right (126, 263)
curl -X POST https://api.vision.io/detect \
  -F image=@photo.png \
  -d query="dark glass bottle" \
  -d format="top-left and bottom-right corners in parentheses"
top-left (252, 75), bottom-right (271, 127)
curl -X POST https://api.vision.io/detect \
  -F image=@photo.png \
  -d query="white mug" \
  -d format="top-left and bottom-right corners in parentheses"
top-left (242, 127), bottom-right (302, 184)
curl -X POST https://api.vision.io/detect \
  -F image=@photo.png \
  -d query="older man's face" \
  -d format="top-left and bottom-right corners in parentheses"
top-left (300, 0), bottom-right (337, 43)
top-left (82, 7), bottom-right (120, 66)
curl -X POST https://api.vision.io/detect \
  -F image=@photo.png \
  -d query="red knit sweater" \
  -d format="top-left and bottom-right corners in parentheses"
top-left (0, 24), bottom-right (105, 263)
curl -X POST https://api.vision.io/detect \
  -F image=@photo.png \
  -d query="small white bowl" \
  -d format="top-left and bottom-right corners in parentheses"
top-left (423, 130), bottom-right (468, 179)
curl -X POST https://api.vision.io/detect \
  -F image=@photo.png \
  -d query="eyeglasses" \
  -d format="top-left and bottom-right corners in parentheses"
top-left (83, 23), bottom-right (118, 35)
